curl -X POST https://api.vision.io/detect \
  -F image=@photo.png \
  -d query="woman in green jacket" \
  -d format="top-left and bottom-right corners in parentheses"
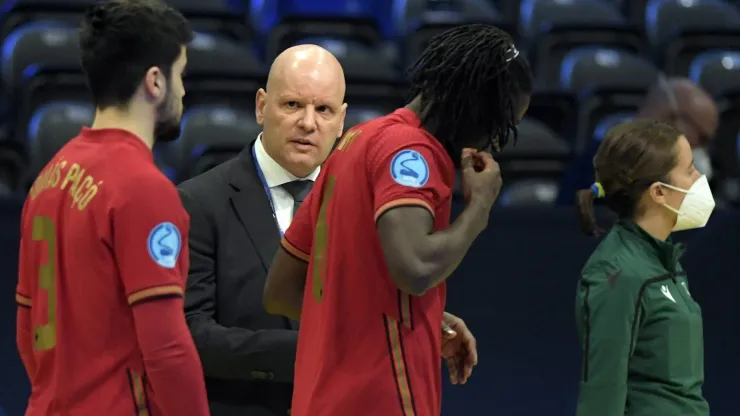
top-left (574, 119), bottom-right (715, 416)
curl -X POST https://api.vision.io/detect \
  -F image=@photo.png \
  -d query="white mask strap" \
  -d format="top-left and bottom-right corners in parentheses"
top-left (658, 182), bottom-right (689, 194)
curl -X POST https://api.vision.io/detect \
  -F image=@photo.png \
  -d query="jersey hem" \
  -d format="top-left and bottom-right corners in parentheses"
top-left (281, 237), bottom-right (310, 262)
top-left (374, 198), bottom-right (434, 222)
top-left (127, 285), bottom-right (184, 306)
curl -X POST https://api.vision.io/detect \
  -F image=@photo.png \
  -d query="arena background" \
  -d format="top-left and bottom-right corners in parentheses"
top-left (0, 0), bottom-right (739, 414)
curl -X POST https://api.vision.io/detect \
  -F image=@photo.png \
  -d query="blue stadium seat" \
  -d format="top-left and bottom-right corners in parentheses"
top-left (645, 0), bottom-right (740, 75)
top-left (494, 118), bottom-right (569, 206)
top-left (526, 89), bottom-right (580, 144)
top-left (265, 15), bottom-right (384, 64)
top-left (26, 101), bottom-right (92, 178)
top-left (396, 0), bottom-right (507, 69)
top-left (689, 51), bottom-right (740, 190)
top-left (184, 32), bottom-right (265, 111)
top-left (560, 48), bottom-right (658, 95)
top-left (169, 106), bottom-right (260, 181)
top-left (499, 117), bottom-right (571, 177)
top-left (498, 178), bottom-right (560, 206)
top-left (344, 107), bottom-right (388, 132)
top-left (1, 22), bottom-right (87, 144)
top-left (0, 0), bottom-right (94, 41)
top-left (1, 21), bottom-right (78, 98)
top-left (592, 111), bottom-right (636, 142)
top-left (689, 50), bottom-right (740, 97)
top-left (519, 0), bottom-right (646, 86)
top-left (167, 0), bottom-right (252, 42)
top-left (560, 48), bottom-right (658, 151)
top-left (555, 112), bottom-right (635, 205)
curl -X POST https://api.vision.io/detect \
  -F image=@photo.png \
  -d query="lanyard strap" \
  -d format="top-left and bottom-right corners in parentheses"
top-left (251, 145), bottom-right (283, 237)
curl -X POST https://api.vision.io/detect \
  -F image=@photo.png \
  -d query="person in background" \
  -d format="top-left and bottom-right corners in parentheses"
top-left (556, 77), bottom-right (718, 205)
top-left (574, 120), bottom-right (714, 416)
top-left (15, 1), bottom-right (209, 414)
top-left (177, 44), bottom-right (346, 416)
top-left (264, 24), bottom-right (532, 416)
top-left (639, 77), bottom-right (718, 180)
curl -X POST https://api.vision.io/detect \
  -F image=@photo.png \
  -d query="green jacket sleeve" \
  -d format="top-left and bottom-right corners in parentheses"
top-left (575, 264), bottom-right (643, 416)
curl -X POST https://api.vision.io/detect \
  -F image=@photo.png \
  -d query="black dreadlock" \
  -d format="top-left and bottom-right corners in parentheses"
top-left (405, 24), bottom-right (533, 162)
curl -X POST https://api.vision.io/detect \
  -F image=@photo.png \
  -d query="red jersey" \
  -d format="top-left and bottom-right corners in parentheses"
top-left (282, 109), bottom-right (455, 416)
top-left (16, 128), bottom-right (191, 415)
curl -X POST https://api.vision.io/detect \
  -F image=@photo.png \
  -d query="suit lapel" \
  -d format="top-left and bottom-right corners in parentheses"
top-left (229, 141), bottom-right (281, 270)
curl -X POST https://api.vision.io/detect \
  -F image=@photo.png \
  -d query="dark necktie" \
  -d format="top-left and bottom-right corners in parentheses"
top-left (280, 180), bottom-right (313, 331)
top-left (282, 180), bottom-right (314, 218)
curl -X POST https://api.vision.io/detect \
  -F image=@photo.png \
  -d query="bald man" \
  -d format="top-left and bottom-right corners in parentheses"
top-left (639, 77), bottom-right (719, 178)
top-left (177, 45), bottom-right (347, 416)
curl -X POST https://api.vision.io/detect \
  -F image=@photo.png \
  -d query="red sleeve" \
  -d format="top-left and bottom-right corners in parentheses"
top-left (16, 204), bottom-right (34, 308)
top-left (16, 226), bottom-right (36, 376)
top-left (112, 176), bottom-right (189, 306)
top-left (132, 297), bottom-right (209, 415)
top-left (369, 126), bottom-right (451, 221)
top-left (16, 305), bottom-right (36, 378)
top-left (281, 189), bottom-right (316, 262)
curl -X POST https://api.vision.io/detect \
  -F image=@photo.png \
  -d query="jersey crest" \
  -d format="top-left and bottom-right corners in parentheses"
top-left (390, 149), bottom-right (429, 188)
top-left (147, 222), bottom-right (181, 269)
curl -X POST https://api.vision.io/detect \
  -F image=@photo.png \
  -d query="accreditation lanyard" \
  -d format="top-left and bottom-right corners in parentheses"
top-left (251, 145), bottom-right (284, 237)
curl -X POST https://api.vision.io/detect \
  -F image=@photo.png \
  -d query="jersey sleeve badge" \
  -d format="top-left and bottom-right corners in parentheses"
top-left (147, 222), bottom-right (182, 269)
top-left (390, 149), bottom-right (430, 188)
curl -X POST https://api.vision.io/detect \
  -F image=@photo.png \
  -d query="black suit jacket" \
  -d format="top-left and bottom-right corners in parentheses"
top-left (177, 141), bottom-right (296, 416)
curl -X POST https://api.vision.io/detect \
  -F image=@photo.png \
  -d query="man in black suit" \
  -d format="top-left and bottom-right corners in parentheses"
top-left (177, 44), bottom-right (347, 416)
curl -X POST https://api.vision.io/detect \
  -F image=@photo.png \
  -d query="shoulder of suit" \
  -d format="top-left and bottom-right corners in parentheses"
top-left (178, 156), bottom-right (238, 194)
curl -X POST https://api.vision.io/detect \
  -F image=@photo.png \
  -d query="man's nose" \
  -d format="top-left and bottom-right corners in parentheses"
top-left (297, 107), bottom-right (317, 131)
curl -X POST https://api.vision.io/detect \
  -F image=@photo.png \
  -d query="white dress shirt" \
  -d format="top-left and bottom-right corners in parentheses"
top-left (253, 134), bottom-right (320, 234)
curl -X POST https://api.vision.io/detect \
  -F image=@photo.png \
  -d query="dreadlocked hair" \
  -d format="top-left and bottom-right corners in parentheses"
top-left (405, 24), bottom-right (533, 158)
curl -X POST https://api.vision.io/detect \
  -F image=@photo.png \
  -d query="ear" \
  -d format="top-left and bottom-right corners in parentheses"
top-left (255, 88), bottom-right (267, 126)
top-left (143, 66), bottom-right (166, 104)
top-left (336, 103), bottom-right (348, 137)
top-left (647, 182), bottom-right (667, 205)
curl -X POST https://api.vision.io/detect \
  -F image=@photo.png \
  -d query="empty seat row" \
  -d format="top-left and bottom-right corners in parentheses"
top-left (4, 40), bottom-right (740, 182)
top-left (17, 99), bottom-right (576, 207)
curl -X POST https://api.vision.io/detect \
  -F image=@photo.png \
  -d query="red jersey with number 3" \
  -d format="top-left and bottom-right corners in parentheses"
top-left (282, 109), bottom-right (455, 416)
top-left (16, 127), bottom-right (190, 415)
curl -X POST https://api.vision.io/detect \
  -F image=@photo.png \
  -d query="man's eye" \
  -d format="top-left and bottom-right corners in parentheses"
top-left (317, 106), bottom-right (330, 113)
top-left (286, 101), bottom-right (298, 108)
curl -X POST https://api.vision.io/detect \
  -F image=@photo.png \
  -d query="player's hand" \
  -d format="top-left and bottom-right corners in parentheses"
top-left (460, 148), bottom-right (501, 208)
top-left (441, 312), bottom-right (477, 385)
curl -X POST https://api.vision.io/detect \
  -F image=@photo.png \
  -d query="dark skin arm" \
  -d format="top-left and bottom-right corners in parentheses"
top-left (376, 200), bottom-right (489, 296)
top-left (264, 247), bottom-right (307, 320)
top-left (377, 150), bottom-right (499, 296)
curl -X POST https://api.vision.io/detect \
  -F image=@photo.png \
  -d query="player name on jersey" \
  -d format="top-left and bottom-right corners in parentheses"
top-left (29, 157), bottom-right (103, 211)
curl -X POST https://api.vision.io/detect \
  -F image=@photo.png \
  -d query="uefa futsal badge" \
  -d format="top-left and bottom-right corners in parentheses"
top-left (390, 149), bottom-right (430, 188)
top-left (147, 222), bottom-right (181, 269)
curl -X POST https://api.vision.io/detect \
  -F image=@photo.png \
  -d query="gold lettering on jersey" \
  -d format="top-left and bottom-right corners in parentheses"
top-left (29, 158), bottom-right (66, 200)
top-left (29, 158), bottom-right (102, 211)
top-left (336, 129), bottom-right (361, 151)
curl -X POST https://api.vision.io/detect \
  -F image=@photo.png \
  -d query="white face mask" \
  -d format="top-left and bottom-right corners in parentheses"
top-left (659, 175), bottom-right (716, 232)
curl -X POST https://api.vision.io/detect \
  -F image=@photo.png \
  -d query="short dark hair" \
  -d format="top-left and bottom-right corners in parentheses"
top-left (576, 119), bottom-right (683, 235)
top-left (79, 0), bottom-right (194, 109)
top-left (405, 24), bottom-right (533, 156)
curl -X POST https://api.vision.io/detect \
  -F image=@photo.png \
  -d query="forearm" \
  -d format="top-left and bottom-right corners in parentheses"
top-left (265, 295), bottom-right (302, 321)
top-left (16, 306), bottom-right (36, 377)
top-left (132, 298), bottom-right (209, 416)
top-left (414, 199), bottom-right (489, 292)
top-left (188, 314), bottom-right (298, 383)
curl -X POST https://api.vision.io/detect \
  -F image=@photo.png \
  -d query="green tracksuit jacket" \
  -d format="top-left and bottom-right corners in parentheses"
top-left (575, 220), bottom-right (709, 416)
